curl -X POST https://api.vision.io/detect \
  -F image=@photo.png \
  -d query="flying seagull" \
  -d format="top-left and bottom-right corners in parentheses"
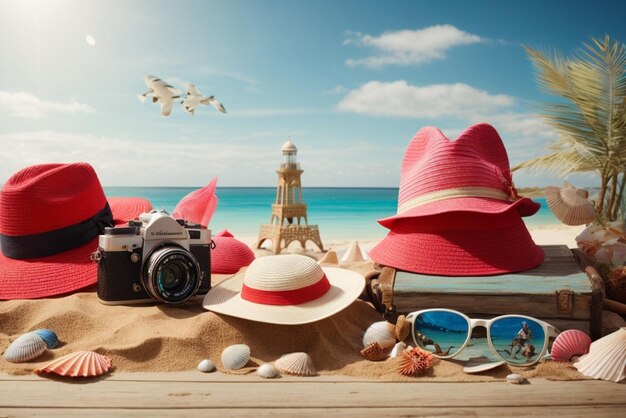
top-left (138, 75), bottom-right (182, 117)
top-left (181, 83), bottom-right (227, 115)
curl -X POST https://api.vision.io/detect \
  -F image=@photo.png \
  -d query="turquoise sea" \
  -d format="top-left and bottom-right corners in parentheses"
top-left (104, 187), bottom-right (560, 242)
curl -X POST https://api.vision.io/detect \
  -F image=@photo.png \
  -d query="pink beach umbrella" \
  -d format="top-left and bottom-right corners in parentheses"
top-left (172, 178), bottom-right (219, 227)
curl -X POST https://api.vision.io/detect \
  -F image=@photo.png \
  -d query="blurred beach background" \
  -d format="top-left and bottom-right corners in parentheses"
top-left (105, 186), bottom-right (585, 253)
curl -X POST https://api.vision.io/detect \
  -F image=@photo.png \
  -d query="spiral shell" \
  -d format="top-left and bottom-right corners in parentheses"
top-left (390, 342), bottom-right (407, 358)
top-left (221, 344), bottom-right (251, 371)
top-left (362, 321), bottom-right (396, 349)
top-left (36, 351), bottom-right (112, 377)
top-left (197, 359), bottom-right (215, 373)
top-left (275, 352), bottom-right (317, 376)
top-left (397, 348), bottom-right (434, 377)
top-left (360, 342), bottom-right (386, 361)
top-left (551, 329), bottom-right (591, 362)
top-left (3, 333), bottom-right (47, 363)
top-left (257, 363), bottom-right (279, 378)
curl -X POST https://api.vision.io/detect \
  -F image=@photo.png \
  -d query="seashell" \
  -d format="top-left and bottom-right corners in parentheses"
top-left (275, 352), bottom-right (317, 376)
top-left (318, 250), bottom-right (339, 265)
top-left (506, 373), bottom-right (525, 384)
top-left (545, 183), bottom-right (596, 226)
top-left (362, 321), bottom-right (396, 350)
top-left (3, 333), bottom-right (47, 363)
top-left (398, 347), bottom-right (434, 376)
top-left (221, 344), bottom-right (251, 371)
top-left (30, 329), bottom-right (59, 349)
top-left (257, 363), bottom-right (279, 378)
top-left (574, 328), bottom-right (626, 382)
top-left (551, 329), bottom-right (591, 362)
top-left (341, 241), bottom-right (367, 263)
top-left (36, 351), bottom-right (112, 377)
top-left (463, 360), bottom-right (506, 374)
top-left (390, 342), bottom-right (407, 358)
top-left (360, 342), bottom-right (386, 361)
top-left (395, 315), bottom-right (410, 342)
top-left (197, 359), bottom-right (215, 373)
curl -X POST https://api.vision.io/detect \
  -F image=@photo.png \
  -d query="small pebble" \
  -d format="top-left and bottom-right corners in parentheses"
top-left (197, 359), bottom-right (215, 373)
top-left (506, 373), bottom-right (524, 384)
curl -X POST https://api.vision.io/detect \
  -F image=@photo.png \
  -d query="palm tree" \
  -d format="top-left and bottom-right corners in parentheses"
top-left (513, 36), bottom-right (626, 223)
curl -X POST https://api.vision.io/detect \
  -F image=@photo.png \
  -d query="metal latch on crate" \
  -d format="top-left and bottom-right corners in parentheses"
top-left (556, 290), bottom-right (574, 314)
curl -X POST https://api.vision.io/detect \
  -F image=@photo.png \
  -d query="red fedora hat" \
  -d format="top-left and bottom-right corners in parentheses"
top-left (0, 163), bottom-right (152, 300)
top-left (378, 123), bottom-right (539, 228)
top-left (370, 210), bottom-right (544, 276)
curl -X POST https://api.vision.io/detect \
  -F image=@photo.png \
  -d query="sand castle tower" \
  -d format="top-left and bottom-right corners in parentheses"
top-left (256, 139), bottom-right (324, 254)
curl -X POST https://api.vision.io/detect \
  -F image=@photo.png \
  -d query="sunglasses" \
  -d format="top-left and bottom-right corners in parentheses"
top-left (406, 309), bottom-right (560, 366)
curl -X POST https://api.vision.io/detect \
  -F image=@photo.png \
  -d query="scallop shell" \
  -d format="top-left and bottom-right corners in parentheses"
top-left (257, 363), bottom-right (279, 379)
top-left (221, 344), bottom-right (251, 371)
top-left (360, 342), bottom-right (386, 361)
top-left (36, 351), bottom-right (112, 377)
top-left (197, 359), bottom-right (215, 373)
top-left (390, 342), bottom-right (407, 358)
top-left (274, 352), bottom-right (317, 376)
top-left (551, 329), bottom-right (592, 362)
top-left (3, 333), bottom-right (47, 363)
top-left (362, 321), bottom-right (396, 349)
top-left (506, 373), bottom-right (525, 384)
top-left (31, 329), bottom-right (58, 349)
top-left (341, 241), bottom-right (367, 263)
top-left (395, 315), bottom-right (410, 342)
top-left (545, 183), bottom-right (596, 226)
top-left (574, 328), bottom-right (626, 382)
top-left (318, 250), bottom-right (339, 265)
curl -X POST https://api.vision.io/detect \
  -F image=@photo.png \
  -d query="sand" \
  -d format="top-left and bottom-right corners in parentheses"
top-left (0, 224), bottom-right (620, 381)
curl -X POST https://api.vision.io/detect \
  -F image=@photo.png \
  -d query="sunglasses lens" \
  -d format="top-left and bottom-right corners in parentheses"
top-left (413, 310), bottom-right (468, 357)
top-left (490, 316), bottom-right (546, 365)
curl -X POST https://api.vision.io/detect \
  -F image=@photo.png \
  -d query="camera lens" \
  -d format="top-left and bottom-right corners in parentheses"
top-left (143, 244), bottom-right (201, 304)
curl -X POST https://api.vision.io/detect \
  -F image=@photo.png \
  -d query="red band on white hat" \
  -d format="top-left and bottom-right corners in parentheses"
top-left (241, 274), bottom-right (331, 306)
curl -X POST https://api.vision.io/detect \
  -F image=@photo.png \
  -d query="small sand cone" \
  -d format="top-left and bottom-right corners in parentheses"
top-left (341, 242), bottom-right (367, 263)
top-left (319, 250), bottom-right (339, 265)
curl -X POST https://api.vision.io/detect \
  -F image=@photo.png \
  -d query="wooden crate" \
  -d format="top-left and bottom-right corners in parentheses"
top-left (367, 245), bottom-right (604, 340)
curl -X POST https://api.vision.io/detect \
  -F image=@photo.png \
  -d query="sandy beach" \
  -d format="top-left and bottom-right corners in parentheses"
top-left (2, 222), bottom-right (620, 382)
top-left (246, 223), bottom-right (588, 259)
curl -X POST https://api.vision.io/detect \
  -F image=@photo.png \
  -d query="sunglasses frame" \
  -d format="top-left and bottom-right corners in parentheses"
top-left (405, 309), bottom-right (560, 366)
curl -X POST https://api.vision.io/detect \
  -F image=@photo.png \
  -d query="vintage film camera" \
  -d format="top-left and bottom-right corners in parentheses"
top-left (94, 210), bottom-right (211, 304)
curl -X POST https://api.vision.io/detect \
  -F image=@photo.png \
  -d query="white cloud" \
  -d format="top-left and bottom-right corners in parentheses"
top-left (337, 81), bottom-right (514, 119)
top-left (345, 25), bottom-right (484, 68)
top-left (336, 80), bottom-right (559, 167)
top-left (0, 130), bottom-right (279, 186)
top-left (0, 91), bottom-right (95, 118)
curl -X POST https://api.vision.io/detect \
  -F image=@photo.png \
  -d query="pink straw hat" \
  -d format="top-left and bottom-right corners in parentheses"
top-left (211, 229), bottom-right (255, 274)
top-left (0, 163), bottom-right (152, 299)
top-left (203, 254), bottom-right (365, 325)
top-left (370, 202), bottom-right (544, 276)
top-left (378, 123), bottom-right (539, 228)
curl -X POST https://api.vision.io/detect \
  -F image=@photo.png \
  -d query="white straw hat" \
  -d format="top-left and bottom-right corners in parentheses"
top-left (202, 254), bottom-right (365, 325)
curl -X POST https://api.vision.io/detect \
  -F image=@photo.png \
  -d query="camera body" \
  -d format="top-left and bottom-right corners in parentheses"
top-left (96, 211), bottom-right (211, 304)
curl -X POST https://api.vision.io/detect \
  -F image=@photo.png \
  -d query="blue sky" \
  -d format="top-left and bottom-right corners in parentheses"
top-left (1, 0), bottom-right (625, 187)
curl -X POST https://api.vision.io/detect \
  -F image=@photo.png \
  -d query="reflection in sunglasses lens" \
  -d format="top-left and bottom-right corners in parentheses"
top-left (413, 311), bottom-right (468, 357)
top-left (490, 316), bottom-right (546, 365)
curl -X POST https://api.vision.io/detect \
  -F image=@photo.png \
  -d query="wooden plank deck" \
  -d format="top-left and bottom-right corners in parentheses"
top-left (1, 372), bottom-right (625, 417)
